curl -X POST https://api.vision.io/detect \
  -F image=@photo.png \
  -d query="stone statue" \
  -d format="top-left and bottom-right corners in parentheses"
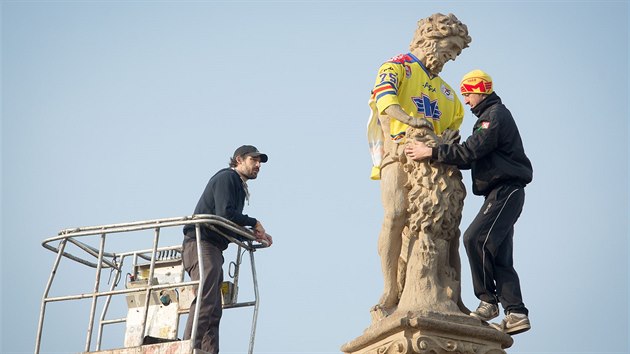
top-left (395, 127), bottom-right (467, 316)
top-left (367, 13), bottom-right (471, 319)
top-left (343, 14), bottom-right (514, 354)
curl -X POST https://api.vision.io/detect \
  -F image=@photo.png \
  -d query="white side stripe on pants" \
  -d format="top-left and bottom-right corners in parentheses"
top-left (482, 188), bottom-right (520, 294)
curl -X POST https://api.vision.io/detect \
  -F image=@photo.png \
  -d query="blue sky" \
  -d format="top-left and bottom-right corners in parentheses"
top-left (2, 1), bottom-right (628, 353)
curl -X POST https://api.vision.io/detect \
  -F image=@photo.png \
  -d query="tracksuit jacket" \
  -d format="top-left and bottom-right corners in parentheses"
top-left (431, 92), bottom-right (533, 195)
top-left (183, 168), bottom-right (257, 250)
top-left (432, 92), bottom-right (532, 314)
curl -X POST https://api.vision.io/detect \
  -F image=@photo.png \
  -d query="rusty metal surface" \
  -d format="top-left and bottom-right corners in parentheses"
top-left (36, 215), bottom-right (267, 354)
top-left (83, 339), bottom-right (205, 354)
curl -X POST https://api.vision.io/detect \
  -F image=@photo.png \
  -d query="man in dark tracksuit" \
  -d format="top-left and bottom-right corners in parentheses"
top-left (182, 145), bottom-right (273, 353)
top-left (405, 70), bottom-right (532, 335)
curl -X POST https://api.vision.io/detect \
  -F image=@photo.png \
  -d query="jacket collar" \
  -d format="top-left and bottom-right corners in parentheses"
top-left (471, 91), bottom-right (501, 117)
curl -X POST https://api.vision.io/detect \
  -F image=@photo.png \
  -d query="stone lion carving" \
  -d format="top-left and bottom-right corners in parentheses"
top-left (398, 127), bottom-right (468, 314)
top-left (372, 127), bottom-right (468, 321)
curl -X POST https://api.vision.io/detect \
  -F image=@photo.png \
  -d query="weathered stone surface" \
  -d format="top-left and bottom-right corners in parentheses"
top-left (371, 126), bottom-right (468, 323)
top-left (371, 12), bottom-right (472, 321)
top-left (342, 311), bottom-right (512, 354)
top-left (346, 12), bottom-right (512, 354)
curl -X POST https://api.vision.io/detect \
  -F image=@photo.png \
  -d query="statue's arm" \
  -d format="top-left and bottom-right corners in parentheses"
top-left (384, 105), bottom-right (433, 130)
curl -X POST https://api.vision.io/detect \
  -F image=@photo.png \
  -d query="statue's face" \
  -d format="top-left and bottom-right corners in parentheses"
top-left (425, 36), bottom-right (466, 75)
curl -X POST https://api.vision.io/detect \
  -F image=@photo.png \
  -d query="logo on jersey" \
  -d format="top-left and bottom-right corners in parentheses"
top-left (404, 64), bottom-right (411, 78)
top-left (422, 82), bottom-right (436, 93)
top-left (412, 94), bottom-right (442, 121)
top-left (441, 84), bottom-right (454, 101)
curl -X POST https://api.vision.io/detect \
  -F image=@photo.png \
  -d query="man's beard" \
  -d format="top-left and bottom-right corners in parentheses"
top-left (424, 53), bottom-right (444, 75)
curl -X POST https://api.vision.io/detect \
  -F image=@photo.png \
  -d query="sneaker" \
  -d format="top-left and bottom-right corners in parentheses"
top-left (490, 313), bottom-right (531, 335)
top-left (470, 301), bottom-right (499, 321)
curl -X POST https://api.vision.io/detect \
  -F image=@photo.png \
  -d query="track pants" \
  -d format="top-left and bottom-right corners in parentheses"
top-left (463, 184), bottom-right (528, 315)
top-left (183, 235), bottom-right (224, 353)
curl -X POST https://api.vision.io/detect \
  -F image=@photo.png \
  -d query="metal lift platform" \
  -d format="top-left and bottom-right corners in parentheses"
top-left (35, 215), bottom-right (268, 354)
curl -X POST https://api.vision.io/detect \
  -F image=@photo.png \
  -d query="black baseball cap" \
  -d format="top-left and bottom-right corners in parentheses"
top-left (233, 145), bottom-right (268, 163)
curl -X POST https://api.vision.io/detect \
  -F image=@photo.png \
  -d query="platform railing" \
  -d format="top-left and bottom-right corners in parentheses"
top-left (35, 214), bottom-right (268, 354)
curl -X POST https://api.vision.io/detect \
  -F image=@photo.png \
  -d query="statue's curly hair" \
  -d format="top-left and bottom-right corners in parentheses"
top-left (409, 13), bottom-right (472, 52)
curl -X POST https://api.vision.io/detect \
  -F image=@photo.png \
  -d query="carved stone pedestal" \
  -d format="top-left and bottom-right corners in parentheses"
top-left (341, 311), bottom-right (513, 354)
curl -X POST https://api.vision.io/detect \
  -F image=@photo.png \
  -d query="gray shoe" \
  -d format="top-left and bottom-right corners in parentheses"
top-left (470, 301), bottom-right (499, 321)
top-left (490, 313), bottom-right (531, 335)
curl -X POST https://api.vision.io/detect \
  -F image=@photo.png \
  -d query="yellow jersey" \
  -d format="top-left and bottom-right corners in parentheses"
top-left (367, 53), bottom-right (464, 179)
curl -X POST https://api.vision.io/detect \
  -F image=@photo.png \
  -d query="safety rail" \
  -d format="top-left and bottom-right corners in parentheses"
top-left (35, 214), bottom-right (268, 354)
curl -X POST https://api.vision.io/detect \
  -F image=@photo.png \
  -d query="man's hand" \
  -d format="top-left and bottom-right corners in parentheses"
top-left (259, 233), bottom-right (273, 247)
top-left (254, 220), bottom-right (265, 236)
top-left (254, 221), bottom-right (273, 246)
top-left (405, 140), bottom-right (432, 161)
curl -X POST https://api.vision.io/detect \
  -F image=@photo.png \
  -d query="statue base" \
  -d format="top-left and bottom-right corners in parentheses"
top-left (341, 311), bottom-right (513, 354)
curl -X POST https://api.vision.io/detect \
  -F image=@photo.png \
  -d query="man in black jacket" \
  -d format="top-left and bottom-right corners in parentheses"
top-left (182, 145), bottom-right (272, 353)
top-left (405, 70), bottom-right (532, 335)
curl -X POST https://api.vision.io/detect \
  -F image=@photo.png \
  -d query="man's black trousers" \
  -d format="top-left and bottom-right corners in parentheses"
top-left (463, 184), bottom-right (528, 315)
top-left (182, 235), bottom-right (224, 353)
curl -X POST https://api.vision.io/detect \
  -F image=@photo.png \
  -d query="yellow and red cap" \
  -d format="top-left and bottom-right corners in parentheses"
top-left (460, 70), bottom-right (493, 95)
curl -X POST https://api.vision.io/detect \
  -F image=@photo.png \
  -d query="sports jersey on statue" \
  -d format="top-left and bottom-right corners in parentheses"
top-left (368, 53), bottom-right (464, 179)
